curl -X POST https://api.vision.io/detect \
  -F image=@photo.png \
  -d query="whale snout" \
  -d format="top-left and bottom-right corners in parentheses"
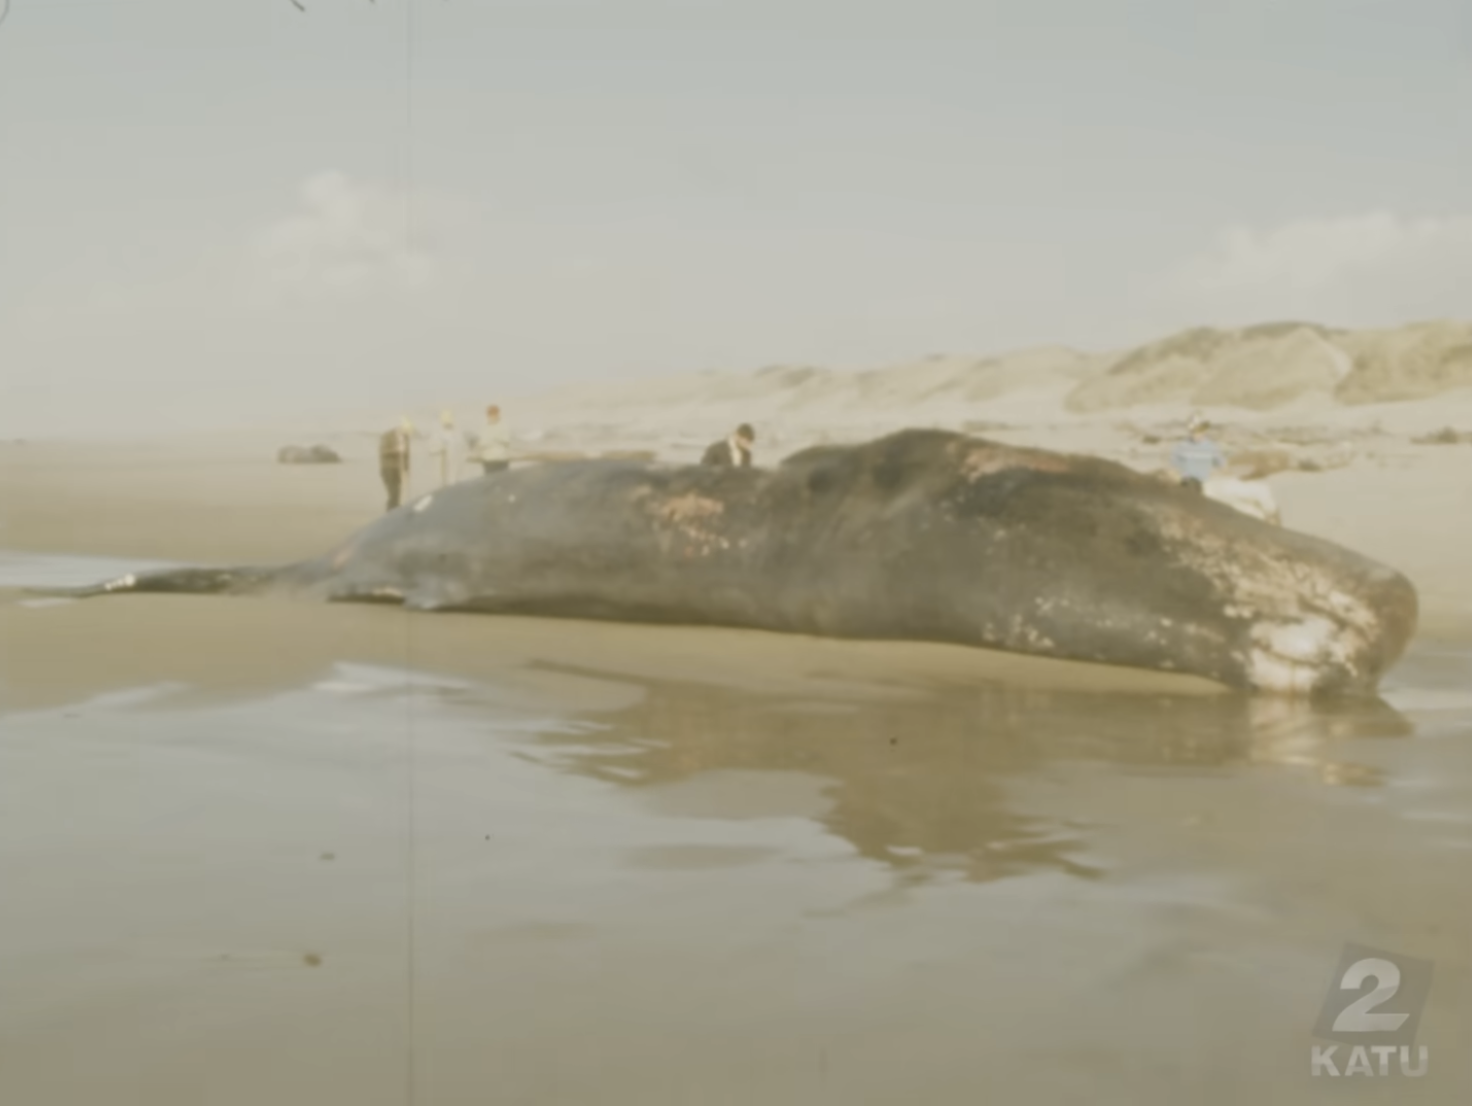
top-left (1243, 561), bottom-right (1419, 697)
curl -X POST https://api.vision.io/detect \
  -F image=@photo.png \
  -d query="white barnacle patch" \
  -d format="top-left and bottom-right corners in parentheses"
top-left (647, 491), bottom-right (728, 558)
top-left (1152, 508), bottom-right (1394, 682)
top-left (1246, 616), bottom-right (1359, 694)
top-left (105, 573), bottom-right (137, 591)
top-left (413, 495), bottom-right (434, 513)
top-left (1252, 616), bottom-right (1339, 664)
top-left (956, 443), bottom-right (1070, 482)
top-left (1322, 587), bottom-right (1377, 632)
top-left (1247, 649), bottom-right (1319, 696)
top-left (1022, 627), bottom-right (1056, 650)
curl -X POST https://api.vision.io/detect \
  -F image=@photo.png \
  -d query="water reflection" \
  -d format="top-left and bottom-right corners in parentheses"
top-left (524, 666), bottom-right (1413, 887)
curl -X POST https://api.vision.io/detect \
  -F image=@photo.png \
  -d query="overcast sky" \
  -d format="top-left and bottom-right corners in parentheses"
top-left (1, 0), bottom-right (1468, 434)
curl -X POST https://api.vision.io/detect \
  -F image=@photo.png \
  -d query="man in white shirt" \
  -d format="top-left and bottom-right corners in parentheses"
top-left (428, 410), bottom-right (458, 487)
top-left (475, 405), bottom-right (512, 474)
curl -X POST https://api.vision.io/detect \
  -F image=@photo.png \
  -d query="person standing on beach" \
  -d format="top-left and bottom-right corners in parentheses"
top-left (701, 423), bottom-right (756, 468)
top-left (379, 417), bottom-right (412, 510)
top-left (474, 405), bottom-right (512, 474)
top-left (428, 410), bottom-right (458, 488)
top-left (1171, 414), bottom-right (1226, 492)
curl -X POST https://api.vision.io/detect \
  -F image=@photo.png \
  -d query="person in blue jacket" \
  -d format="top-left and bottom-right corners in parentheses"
top-left (1171, 414), bottom-right (1227, 492)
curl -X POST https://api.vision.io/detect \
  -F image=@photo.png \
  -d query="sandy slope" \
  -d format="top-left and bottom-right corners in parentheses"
top-left (244, 318), bottom-right (1472, 464)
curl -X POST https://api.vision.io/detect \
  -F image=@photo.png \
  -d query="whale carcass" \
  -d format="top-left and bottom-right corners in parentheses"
top-left (41, 430), bottom-right (1418, 696)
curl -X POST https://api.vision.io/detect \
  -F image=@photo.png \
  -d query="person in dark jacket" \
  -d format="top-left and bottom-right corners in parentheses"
top-left (700, 423), bottom-right (755, 468)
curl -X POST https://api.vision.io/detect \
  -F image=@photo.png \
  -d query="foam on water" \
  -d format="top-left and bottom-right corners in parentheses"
top-left (0, 550), bottom-right (181, 590)
top-left (308, 662), bottom-right (472, 697)
top-left (1380, 632), bottom-right (1472, 714)
top-left (2, 682), bottom-right (193, 720)
top-left (1381, 687), bottom-right (1472, 713)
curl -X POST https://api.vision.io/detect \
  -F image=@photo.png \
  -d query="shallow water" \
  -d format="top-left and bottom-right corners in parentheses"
top-left (0, 549), bottom-right (183, 591)
top-left (1, 554), bottom-right (1470, 1104)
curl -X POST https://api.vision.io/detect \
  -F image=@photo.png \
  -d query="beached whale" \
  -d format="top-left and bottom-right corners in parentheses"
top-left (36, 429), bottom-right (1417, 696)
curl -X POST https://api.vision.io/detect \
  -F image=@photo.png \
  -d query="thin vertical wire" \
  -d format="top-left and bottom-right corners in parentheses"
top-left (401, 1), bottom-right (418, 1103)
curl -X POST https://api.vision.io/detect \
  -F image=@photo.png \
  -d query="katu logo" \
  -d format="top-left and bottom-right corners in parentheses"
top-left (1310, 944), bottom-right (1432, 1078)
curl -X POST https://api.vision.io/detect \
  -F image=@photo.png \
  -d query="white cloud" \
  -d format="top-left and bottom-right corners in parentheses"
top-left (254, 171), bottom-right (435, 296)
top-left (1165, 211), bottom-right (1472, 327)
top-left (1183, 211), bottom-right (1472, 292)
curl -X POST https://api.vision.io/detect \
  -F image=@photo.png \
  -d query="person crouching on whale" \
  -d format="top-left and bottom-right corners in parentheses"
top-left (1171, 414), bottom-right (1227, 492)
top-left (701, 423), bottom-right (756, 468)
top-left (379, 418), bottom-right (412, 511)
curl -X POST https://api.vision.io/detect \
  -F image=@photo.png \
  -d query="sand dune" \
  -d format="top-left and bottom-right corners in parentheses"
top-left (1335, 320), bottom-right (1472, 403)
top-left (510, 345), bottom-right (1105, 435)
top-left (256, 318), bottom-right (1472, 463)
top-left (505, 317), bottom-right (1472, 433)
top-left (1077, 319), bottom-right (1472, 413)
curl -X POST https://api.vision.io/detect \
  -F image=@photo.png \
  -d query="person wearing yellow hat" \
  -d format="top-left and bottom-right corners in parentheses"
top-left (378, 417), bottom-right (413, 511)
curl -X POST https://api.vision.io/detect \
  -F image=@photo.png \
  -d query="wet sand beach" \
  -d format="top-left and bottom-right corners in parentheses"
top-left (1, 428), bottom-right (1471, 1105)
top-left (10, 0), bottom-right (1472, 1097)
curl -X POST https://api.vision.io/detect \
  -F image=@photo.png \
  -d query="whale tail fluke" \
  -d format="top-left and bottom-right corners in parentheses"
top-left (25, 565), bottom-right (281, 600)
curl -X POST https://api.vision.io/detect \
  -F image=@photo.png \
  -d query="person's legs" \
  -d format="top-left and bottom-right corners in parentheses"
top-left (382, 466), bottom-right (402, 510)
top-left (481, 460), bottom-right (509, 474)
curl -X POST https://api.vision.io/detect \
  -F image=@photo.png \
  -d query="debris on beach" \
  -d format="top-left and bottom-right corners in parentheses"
top-left (1411, 427), bottom-right (1472, 445)
top-left (277, 444), bottom-right (342, 464)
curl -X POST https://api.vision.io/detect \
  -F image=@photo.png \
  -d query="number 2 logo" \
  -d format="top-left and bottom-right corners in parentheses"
top-left (1332, 957), bottom-right (1411, 1033)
